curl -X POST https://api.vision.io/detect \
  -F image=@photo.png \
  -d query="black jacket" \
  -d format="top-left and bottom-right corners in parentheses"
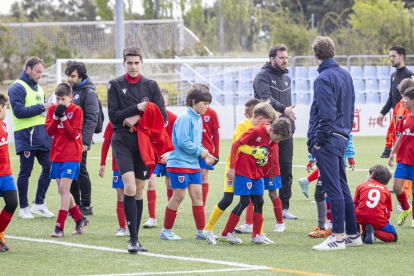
top-left (71, 76), bottom-right (99, 148)
top-left (380, 66), bottom-right (414, 116)
top-left (253, 62), bottom-right (295, 133)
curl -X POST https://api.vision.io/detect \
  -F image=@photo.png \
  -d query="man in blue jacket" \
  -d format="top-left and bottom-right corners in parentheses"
top-left (307, 37), bottom-right (362, 251)
top-left (8, 56), bottom-right (54, 219)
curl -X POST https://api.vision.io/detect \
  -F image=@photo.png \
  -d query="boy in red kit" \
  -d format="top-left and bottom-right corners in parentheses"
top-left (389, 87), bottom-right (414, 227)
top-left (354, 165), bottom-right (396, 244)
top-left (99, 121), bottom-right (127, 237)
top-left (221, 118), bottom-right (291, 245)
top-left (143, 88), bottom-right (177, 228)
top-left (0, 94), bottom-right (18, 252)
top-left (45, 83), bottom-right (88, 237)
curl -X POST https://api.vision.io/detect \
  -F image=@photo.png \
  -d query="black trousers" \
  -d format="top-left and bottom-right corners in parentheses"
top-left (278, 137), bottom-right (293, 210)
top-left (70, 151), bottom-right (92, 207)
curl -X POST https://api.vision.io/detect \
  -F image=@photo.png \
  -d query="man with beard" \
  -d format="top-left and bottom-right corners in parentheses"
top-left (253, 45), bottom-right (297, 220)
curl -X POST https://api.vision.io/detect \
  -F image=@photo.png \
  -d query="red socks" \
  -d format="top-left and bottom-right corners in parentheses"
top-left (147, 190), bottom-right (157, 219)
top-left (192, 205), bottom-right (205, 230)
top-left (375, 230), bottom-right (397, 242)
top-left (167, 189), bottom-right (173, 201)
top-left (245, 201), bottom-right (253, 224)
top-left (0, 208), bottom-right (14, 233)
top-left (307, 168), bottom-right (319, 183)
top-left (164, 207), bottom-right (177, 229)
top-left (222, 213), bottom-right (240, 236)
top-left (68, 205), bottom-right (82, 222)
top-left (56, 210), bottom-right (68, 230)
top-left (116, 201), bottom-right (126, 229)
top-left (397, 193), bottom-right (410, 210)
top-left (326, 199), bottom-right (332, 223)
top-left (202, 183), bottom-right (209, 206)
top-left (272, 197), bottom-right (283, 224)
top-left (252, 212), bottom-right (264, 237)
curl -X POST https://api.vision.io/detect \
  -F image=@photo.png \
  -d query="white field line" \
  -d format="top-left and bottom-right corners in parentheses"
top-left (82, 267), bottom-right (261, 276)
top-left (5, 235), bottom-right (270, 270)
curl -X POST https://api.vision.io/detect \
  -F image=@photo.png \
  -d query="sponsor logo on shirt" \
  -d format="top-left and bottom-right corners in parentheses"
top-left (247, 182), bottom-right (252, 189)
top-left (178, 176), bottom-right (185, 183)
top-left (67, 112), bottom-right (73, 119)
top-left (256, 137), bottom-right (262, 142)
top-left (204, 116), bottom-right (210, 122)
top-left (143, 171), bottom-right (147, 176)
top-left (24, 151), bottom-right (30, 158)
top-left (403, 128), bottom-right (414, 137)
top-left (58, 122), bottom-right (64, 128)
top-left (142, 97), bottom-right (149, 103)
top-left (0, 136), bottom-right (7, 146)
top-left (122, 88), bottom-right (127, 94)
top-left (2, 125), bottom-right (6, 133)
top-left (227, 180), bottom-right (233, 187)
top-left (113, 176), bottom-right (118, 183)
top-left (285, 81), bottom-right (288, 86)
top-left (272, 80), bottom-right (277, 85)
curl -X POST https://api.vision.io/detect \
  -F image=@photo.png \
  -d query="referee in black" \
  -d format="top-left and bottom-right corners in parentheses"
top-left (107, 46), bottom-right (166, 254)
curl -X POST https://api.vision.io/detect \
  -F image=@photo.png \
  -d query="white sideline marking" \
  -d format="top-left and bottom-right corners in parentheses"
top-left (83, 267), bottom-right (260, 276)
top-left (5, 235), bottom-right (270, 270)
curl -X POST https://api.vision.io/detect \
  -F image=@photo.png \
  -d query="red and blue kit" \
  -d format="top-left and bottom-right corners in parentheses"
top-left (262, 143), bottom-right (281, 190)
top-left (0, 121), bottom-right (17, 195)
top-left (395, 115), bottom-right (414, 181)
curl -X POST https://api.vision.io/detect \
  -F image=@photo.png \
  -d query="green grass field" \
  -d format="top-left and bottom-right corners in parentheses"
top-left (1, 137), bottom-right (411, 276)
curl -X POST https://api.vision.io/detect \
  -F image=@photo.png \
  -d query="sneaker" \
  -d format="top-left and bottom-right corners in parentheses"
top-left (234, 223), bottom-right (252, 234)
top-left (128, 239), bottom-right (139, 254)
top-left (250, 234), bottom-right (270, 245)
top-left (308, 227), bottom-right (332, 238)
top-left (143, 218), bottom-right (158, 228)
top-left (115, 228), bottom-right (127, 237)
top-left (411, 219), bottom-right (414, 229)
top-left (73, 216), bottom-right (89, 235)
top-left (364, 224), bottom-right (375, 244)
top-left (343, 232), bottom-right (363, 247)
top-left (397, 205), bottom-right (412, 226)
top-left (397, 204), bottom-right (403, 213)
top-left (312, 235), bottom-right (346, 251)
top-left (324, 221), bottom-right (332, 230)
top-left (282, 209), bottom-right (298, 220)
top-left (19, 207), bottom-right (34, 219)
top-left (195, 229), bottom-right (207, 240)
top-left (0, 247), bottom-right (5, 252)
top-left (160, 228), bottom-right (181, 240)
top-left (204, 229), bottom-right (217, 245)
top-left (137, 240), bottom-right (148, 252)
top-left (298, 178), bottom-right (310, 198)
top-left (30, 204), bottom-right (55, 218)
top-left (260, 233), bottom-right (274, 244)
top-left (0, 232), bottom-right (9, 251)
top-left (80, 206), bottom-right (93, 216)
top-left (219, 232), bottom-right (243, 245)
top-left (51, 228), bottom-right (64, 238)
top-left (274, 223), bottom-right (286, 232)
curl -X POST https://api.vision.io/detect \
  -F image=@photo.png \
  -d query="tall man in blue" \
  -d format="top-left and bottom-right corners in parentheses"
top-left (8, 56), bottom-right (54, 219)
top-left (307, 37), bottom-right (362, 251)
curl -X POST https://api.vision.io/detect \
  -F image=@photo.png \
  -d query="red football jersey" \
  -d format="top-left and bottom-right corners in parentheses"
top-left (0, 121), bottom-right (12, 176)
top-left (262, 143), bottom-right (279, 178)
top-left (102, 121), bottom-right (118, 171)
top-left (354, 180), bottom-right (392, 228)
top-left (397, 114), bottom-right (414, 165)
top-left (165, 110), bottom-right (177, 139)
top-left (201, 107), bottom-right (220, 155)
top-left (45, 103), bottom-right (83, 162)
top-left (231, 124), bottom-right (271, 179)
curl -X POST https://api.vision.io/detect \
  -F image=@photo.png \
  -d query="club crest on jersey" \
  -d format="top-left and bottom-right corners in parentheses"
top-left (24, 151), bottom-right (30, 158)
top-left (204, 116), bottom-right (210, 122)
top-left (178, 176), bottom-right (185, 183)
top-left (122, 88), bottom-right (127, 94)
top-left (142, 97), bottom-right (149, 103)
top-left (164, 121), bottom-right (169, 127)
top-left (256, 137), bottom-right (262, 142)
top-left (247, 182), bottom-right (252, 189)
top-left (113, 176), bottom-right (118, 183)
top-left (227, 180), bottom-right (234, 187)
top-left (67, 112), bottom-right (73, 119)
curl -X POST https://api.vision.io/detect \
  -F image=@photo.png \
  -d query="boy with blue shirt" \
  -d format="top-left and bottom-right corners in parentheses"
top-left (160, 86), bottom-right (216, 241)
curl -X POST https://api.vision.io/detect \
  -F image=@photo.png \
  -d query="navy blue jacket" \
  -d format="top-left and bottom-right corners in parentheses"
top-left (8, 71), bottom-right (52, 154)
top-left (307, 58), bottom-right (355, 153)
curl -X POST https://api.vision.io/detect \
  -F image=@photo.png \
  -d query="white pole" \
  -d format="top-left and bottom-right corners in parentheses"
top-left (115, 0), bottom-right (125, 77)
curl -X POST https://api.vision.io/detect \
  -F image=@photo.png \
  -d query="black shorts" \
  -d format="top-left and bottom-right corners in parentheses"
top-left (111, 131), bottom-right (149, 180)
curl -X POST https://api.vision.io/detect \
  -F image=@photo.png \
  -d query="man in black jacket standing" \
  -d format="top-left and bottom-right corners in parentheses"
top-left (66, 61), bottom-right (99, 215)
top-left (253, 44), bottom-right (297, 219)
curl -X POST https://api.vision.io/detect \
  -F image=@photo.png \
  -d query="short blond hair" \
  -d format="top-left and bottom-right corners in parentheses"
top-left (312, 36), bottom-right (335, 61)
top-left (253, 100), bottom-right (279, 121)
top-left (399, 78), bottom-right (414, 95)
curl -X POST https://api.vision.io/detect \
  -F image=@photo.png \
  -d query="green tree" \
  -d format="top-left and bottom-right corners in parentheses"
top-left (94, 0), bottom-right (114, 20)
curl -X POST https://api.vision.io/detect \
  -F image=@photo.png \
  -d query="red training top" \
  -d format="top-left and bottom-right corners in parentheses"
top-left (0, 121), bottom-right (12, 176)
top-left (201, 107), bottom-right (220, 156)
top-left (101, 121), bottom-right (118, 171)
top-left (397, 114), bottom-right (414, 165)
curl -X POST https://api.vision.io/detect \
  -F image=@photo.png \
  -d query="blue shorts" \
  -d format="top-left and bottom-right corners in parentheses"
top-left (112, 170), bottom-right (124, 188)
top-left (234, 176), bottom-right (264, 196)
top-left (170, 171), bottom-right (202, 189)
top-left (152, 164), bottom-right (169, 177)
top-left (264, 175), bottom-right (282, 190)
top-left (0, 175), bottom-right (17, 197)
top-left (394, 163), bottom-right (414, 181)
top-left (379, 221), bottom-right (396, 235)
top-left (49, 162), bottom-right (81, 180)
top-left (199, 157), bottom-right (214, 170)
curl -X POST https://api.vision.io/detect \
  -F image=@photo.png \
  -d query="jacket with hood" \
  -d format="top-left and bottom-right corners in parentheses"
top-left (71, 76), bottom-right (99, 149)
top-left (253, 62), bottom-right (295, 133)
top-left (8, 71), bottom-right (52, 154)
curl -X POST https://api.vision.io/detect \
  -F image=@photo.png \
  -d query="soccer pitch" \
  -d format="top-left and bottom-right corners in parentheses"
top-left (1, 136), bottom-right (411, 276)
